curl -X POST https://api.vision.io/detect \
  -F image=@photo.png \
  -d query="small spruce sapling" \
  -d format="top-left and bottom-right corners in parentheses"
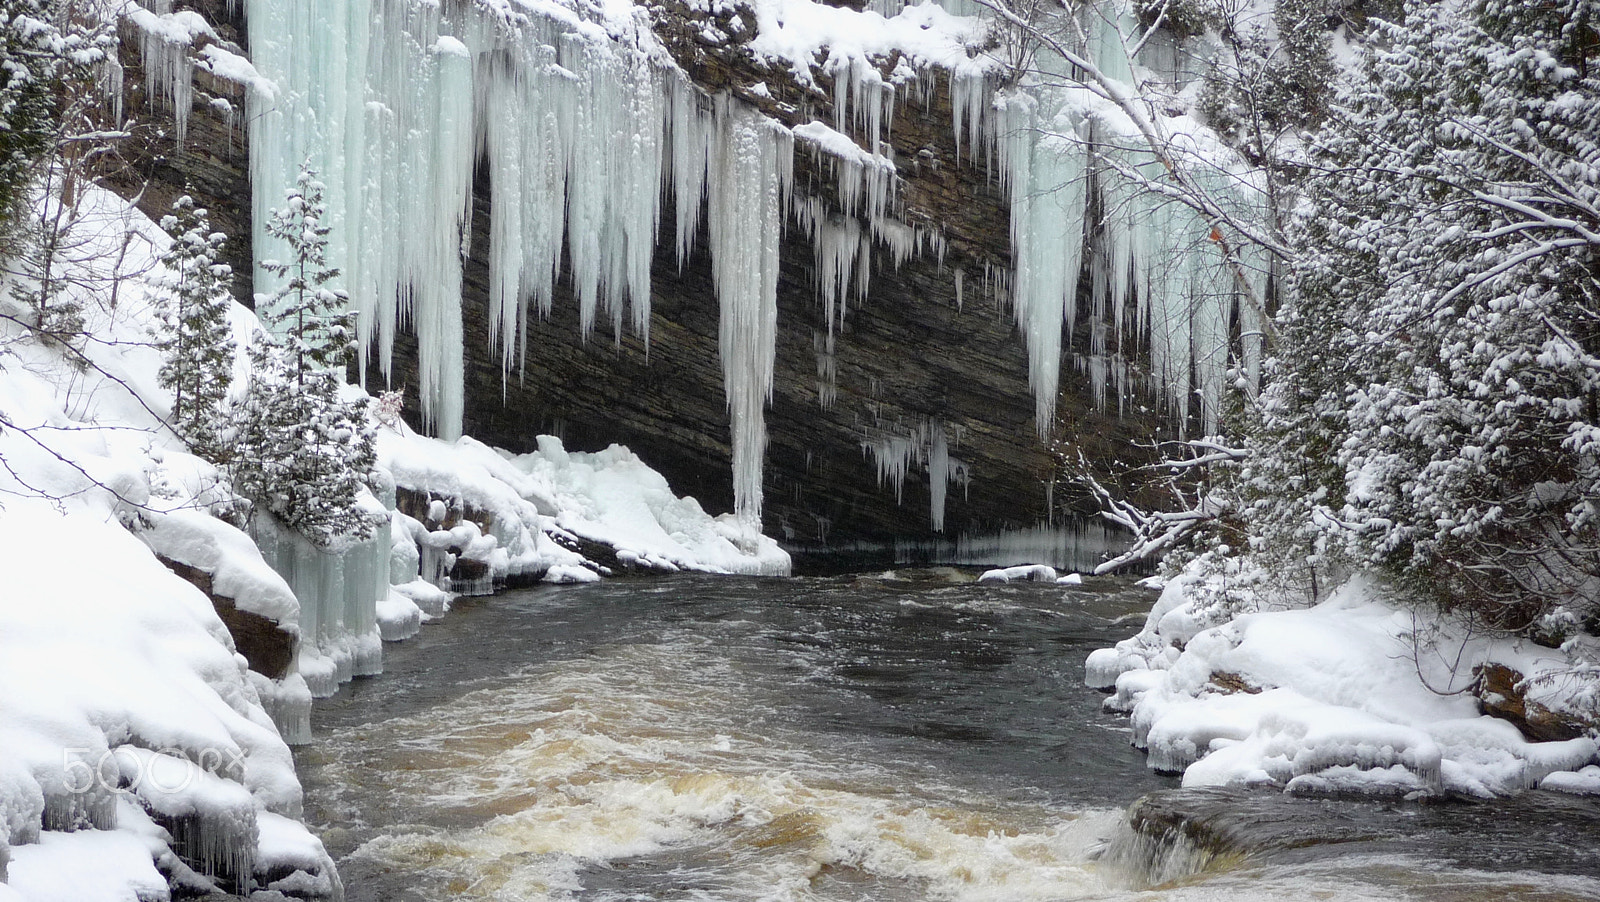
top-left (152, 195), bottom-right (234, 461)
top-left (259, 164), bottom-right (353, 386)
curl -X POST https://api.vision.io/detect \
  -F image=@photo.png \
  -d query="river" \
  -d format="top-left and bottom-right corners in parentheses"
top-left (294, 571), bottom-right (1600, 901)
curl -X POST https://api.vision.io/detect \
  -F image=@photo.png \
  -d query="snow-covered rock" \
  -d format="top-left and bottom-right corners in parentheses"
top-left (1091, 566), bottom-right (1600, 797)
top-left (978, 564), bottom-right (1057, 583)
top-left (379, 427), bottom-right (791, 582)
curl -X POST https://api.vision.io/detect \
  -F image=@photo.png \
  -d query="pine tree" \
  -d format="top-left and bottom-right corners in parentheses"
top-left (258, 163), bottom-right (354, 386)
top-left (0, 0), bottom-right (71, 240)
top-left (152, 196), bottom-right (235, 461)
top-left (231, 163), bottom-right (378, 547)
top-left (1261, 0), bottom-right (1600, 631)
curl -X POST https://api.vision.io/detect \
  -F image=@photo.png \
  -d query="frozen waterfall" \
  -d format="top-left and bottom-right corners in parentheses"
top-left (222, 0), bottom-right (1268, 533)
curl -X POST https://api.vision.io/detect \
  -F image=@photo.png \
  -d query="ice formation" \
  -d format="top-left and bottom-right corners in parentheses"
top-left (248, 511), bottom-right (389, 701)
top-left (861, 420), bottom-right (969, 532)
top-left (220, 0), bottom-right (1269, 538)
top-left (889, 521), bottom-right (1128, 571)
top-left (128, 0), bottom-right (1271, 548)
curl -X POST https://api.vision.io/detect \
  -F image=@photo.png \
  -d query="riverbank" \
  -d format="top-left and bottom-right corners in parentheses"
top-left (1086, 564), bottom-right (1600, 799)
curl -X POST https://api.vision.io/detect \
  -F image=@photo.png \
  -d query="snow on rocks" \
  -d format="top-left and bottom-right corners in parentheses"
top-left (136, 508), bottom-right (300, 629)
top-left (509, 436), bottom-right (791, 576)
top-left (978, 564), bottom-right (1057, 583)
top-left (977, 565), bottom-right (1087, 585)
top-left (375, 589), bottom-right (425, 642)
top-left (1542, 765), bottom-right (1600, 796)
top-left (379, 426), bottom-right (791, 581)
top-left (1090, 565), bottom-right (1600, 798)
top-left (743, 0), bottom-right (989, 87)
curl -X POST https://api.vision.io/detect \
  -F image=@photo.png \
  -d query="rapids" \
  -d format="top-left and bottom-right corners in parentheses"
top-left (294, 572), bottom-right (1600, 901)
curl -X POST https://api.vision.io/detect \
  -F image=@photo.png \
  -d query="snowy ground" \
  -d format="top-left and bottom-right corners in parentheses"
top-left (1084, 565), bottom-right (1600, 799)
top-left (0, 187), bottom-right (338, 899)
top-left (0, 183), bottom-right (787, 900)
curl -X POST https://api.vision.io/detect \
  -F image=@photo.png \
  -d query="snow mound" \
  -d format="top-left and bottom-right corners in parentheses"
top-left (380, 427), bottom-right (790, 579)
top-left (978, 564), bottom-right (1057, 583)
top-left (1091, 567), bottom-right (1600, 797)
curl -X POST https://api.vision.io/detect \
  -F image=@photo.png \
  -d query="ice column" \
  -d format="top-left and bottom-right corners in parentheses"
top-left (250, 514), bottom-right (388, 699)
top-left (709, 101), bottom-right (792, 528)
top-left (996, 89), bottom-right (1088, 437)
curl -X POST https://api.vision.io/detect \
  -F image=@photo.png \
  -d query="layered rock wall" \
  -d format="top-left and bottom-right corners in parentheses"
top-left (109, 0), bottom-right (1160, 546)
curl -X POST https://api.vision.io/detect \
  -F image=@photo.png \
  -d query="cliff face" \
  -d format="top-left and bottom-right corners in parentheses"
top-left (112, 0), bottom-right (1159, 547)
top-left (109, 0), bottom-right (254, 306)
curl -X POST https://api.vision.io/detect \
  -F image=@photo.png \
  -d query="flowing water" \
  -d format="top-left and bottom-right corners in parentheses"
top-left (295, 572), bottom-right (1600, 901)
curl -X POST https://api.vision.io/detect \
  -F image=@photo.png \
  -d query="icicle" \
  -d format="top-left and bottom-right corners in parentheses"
top-left (411, 36), bottom-right (472, 440)
top-left (928, 423), bottom-right (950, 533)
top-left (709, 100), bottom-right (789, 528)
top-left (101, 53), bottom-right (125, 127)
top-left (814, 330), bottom-right (837, 408)
top-left (950, 66), bottom-right (993, 167)
top-left (828, 54), bottom-right (891, 162)
top-left (997, 88), bottom-right (1088, 436)
top-left (860, 420), bottom-right (966, 530)
top-left (132, 9), bottom-right (198, 145)
top-left (668, 77), bottom-right (712, 269)
top-left (794, 195), bottom-right (870, 333)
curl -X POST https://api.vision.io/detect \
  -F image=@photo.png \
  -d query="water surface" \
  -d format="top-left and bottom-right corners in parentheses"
top-left (295, 572), bottom-right (1600, 901)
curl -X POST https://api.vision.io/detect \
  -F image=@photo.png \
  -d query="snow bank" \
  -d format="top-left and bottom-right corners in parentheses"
top-left (0, 183), bottom-right (338, 899)
top-left (0, 502), bottom-right (336, 897)
top-left (379, 427), bottom-right (791, 579)
top-left (1089, 568), bottom-right (1600, 797)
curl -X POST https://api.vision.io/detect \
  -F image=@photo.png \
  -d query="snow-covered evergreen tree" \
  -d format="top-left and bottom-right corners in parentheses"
top-left (258, 163), bottom-right (354, 386)
top-left (0, 0), bottom-right (77, 238)
top-left (1263, 0), bottom-right (1600, 630)
top-left (152, 195), bottom-right (234, 460)
top-left (231, 163), bottom-right (378, 547)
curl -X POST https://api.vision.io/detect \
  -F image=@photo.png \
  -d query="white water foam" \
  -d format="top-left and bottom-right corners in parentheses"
top-left (311, 625), bottom-right (1600, 902)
